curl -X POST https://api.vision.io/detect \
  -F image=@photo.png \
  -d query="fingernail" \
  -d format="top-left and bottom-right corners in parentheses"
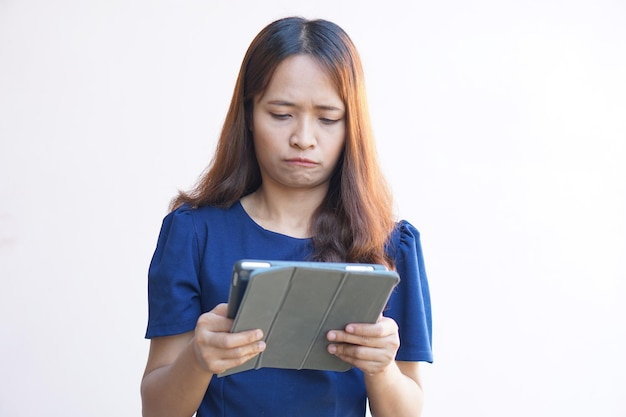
top-left (346, 325), bottom-right (354, 333)
top-left (327, 331), bottom-right (336, 341)
top-left (328, 344), bottom-right (337, 354)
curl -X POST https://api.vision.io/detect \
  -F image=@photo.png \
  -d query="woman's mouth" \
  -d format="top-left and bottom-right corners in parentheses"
top-left (285, 157), bottom-right (317, 167)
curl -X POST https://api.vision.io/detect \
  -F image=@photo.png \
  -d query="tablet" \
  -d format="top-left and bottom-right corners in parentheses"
top-left (226, 259), bottom-right (389, 319)
top-left (220, 259), bottom-right (400, 376)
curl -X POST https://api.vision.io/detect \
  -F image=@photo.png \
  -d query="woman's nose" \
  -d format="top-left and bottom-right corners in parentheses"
top-left (290, 117), bottom-right (316, 149)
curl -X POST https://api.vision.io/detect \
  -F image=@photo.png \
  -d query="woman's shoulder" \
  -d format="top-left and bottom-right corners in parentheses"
top-left (394, 219), bottom-right (421, 236)
top-left (157, 202), bottom-right (246, 239)
top-left (167, 202), bottom-right (244, 221)
top-left (389, 219), bottom-right (421, 249)
top-left (385, 219), bottom-right (426, 268)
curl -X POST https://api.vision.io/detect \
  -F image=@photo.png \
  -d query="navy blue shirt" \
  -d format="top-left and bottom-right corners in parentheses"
top-left (146, 202), bottom-right (432, 417)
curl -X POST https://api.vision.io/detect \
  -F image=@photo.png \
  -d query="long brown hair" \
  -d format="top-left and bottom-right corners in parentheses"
top-left (171, 17), bottom-right (395, 267)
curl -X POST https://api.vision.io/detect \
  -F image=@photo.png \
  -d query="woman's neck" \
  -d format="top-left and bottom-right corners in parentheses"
top-left (240, 186), bottom-right (326, 239)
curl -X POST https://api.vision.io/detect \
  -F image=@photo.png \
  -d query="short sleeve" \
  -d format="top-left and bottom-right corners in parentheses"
top-left (385, 220), bottom-right (433, 362)
top-left (145, 206), bottom-right (203, 338)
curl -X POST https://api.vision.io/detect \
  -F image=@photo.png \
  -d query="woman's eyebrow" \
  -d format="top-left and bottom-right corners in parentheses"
top-left (267, 100), bottom-right (297, 107)
top-left (267, 100), bottom-right (344, 112)
top-left (316, 104), bottom-right (344, 112)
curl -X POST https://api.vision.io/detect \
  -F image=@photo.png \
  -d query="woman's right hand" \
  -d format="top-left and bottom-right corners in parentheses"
top-left (192, 303), bottom-right (266, 375)
top-left (141, 304), bottom-right (265, 417)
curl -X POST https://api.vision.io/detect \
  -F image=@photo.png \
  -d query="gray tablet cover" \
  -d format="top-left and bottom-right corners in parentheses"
top-left (219, 265), bottom-right (400, 377)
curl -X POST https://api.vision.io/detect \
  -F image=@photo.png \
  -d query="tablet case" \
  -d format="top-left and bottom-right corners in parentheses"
top-left (219, 260), bottom-right (400, 377)
top-left (226, 260), bottom-right (391, 319)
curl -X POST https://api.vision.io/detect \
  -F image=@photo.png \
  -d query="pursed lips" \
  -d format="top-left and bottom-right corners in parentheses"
top-left (285, 157), bottom-right (318, 167)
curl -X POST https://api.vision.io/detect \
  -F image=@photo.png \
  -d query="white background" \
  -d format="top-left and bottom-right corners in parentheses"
top-left (1, 1), bottom-right (624, 416)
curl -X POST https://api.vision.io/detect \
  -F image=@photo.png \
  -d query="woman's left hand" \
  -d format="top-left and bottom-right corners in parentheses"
top-left (326, 315), bottom-right (400, 375)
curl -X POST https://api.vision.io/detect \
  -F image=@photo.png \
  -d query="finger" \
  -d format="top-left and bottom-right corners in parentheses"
top-left (327, 328), bottom-right (395, 348)
top-left (220, 329), bottom-right (265, 349)
top-left (223, 349), bottom-right (264, 368)
top-left (225, 339), bottom-right (267, 360)
top-left (329, 343), bottom-right (380, 361)
top-left (196, 311), bottom-right (234, 333)
top-left (197, 340), bottom-right (266, 374)
top-left (345, 317), bottom-right (398, 338)
top-left (193, 328), bottom-right (266, 365)
top-left (329, 341), bottom-right (397, 372)
top-left (208, 337), bottom-right (266, 363)
top-left (327, 344), bottom-right (388, 374)
top-left (198, 327), bottom-right (264, 350)
top-left (327, 331), bottom-right (378, 348)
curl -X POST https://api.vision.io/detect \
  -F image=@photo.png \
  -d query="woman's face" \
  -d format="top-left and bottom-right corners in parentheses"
top-left (251, 54), bottom-right (346, 194)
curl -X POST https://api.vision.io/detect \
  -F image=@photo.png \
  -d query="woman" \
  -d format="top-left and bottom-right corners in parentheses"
top-left (141, 16), bottom-right (432, 417)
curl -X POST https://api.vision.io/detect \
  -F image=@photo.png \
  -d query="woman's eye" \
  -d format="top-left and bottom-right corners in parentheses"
top-left (320, 118), bottom-right (340, 125)
top-left (270, 113), bottom-right (290, 120)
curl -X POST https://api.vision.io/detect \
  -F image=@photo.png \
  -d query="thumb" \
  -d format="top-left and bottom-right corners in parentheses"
top-left (211, 303), bottom-right (229, 317)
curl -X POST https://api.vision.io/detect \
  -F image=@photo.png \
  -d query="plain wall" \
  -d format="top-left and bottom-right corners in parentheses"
top-left (1, 1), bottom-right (624, 416)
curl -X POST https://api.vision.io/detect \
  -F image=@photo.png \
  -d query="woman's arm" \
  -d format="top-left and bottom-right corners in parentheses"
top-left (141, 304), bottom-right (266, 417)
top-left (327, 316), bottom-right (424, 417)
top-left (365, 361), bottom-right (423, 417)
